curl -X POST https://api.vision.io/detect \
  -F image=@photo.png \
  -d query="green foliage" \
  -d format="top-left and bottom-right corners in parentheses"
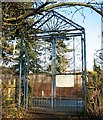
top-left (2, 72), bottom-right (32, 118)
top-left (2, 2), bottom-right (33, 19)
top-left (56, 40), bottom-right (70, 73)
top-left (85, 60), bottom-right (103, 118)
top-left (3, 106), bottom-right (32, 118)
top-left (93, 59), bottom-right (101, 73)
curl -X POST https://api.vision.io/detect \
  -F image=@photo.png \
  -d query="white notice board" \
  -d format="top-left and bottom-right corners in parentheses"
top-left (56, 75), bottom-right (74, 87)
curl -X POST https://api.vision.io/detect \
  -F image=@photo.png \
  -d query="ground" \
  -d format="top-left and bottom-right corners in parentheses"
top-left (2, 113), bottom-right (103, 120)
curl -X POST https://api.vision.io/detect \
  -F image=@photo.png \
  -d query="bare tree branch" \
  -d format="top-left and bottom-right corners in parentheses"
top-left (43, 2), bottom-right (103, 16)
top-left (3, 2), bottom-right (50, 23)
top-left (2, 2), bottom-right (103, 25)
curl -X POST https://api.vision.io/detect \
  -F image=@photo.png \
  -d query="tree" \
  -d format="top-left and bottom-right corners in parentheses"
top-left (86, 60), bottom-right (103, 118)
top-left (2, 1), bottom-right (103, 23)
top-left (2, 1), bottom-right (103, 36)
top-left (2, 1), bottom-right (103, 71)
top-left (2, 1), bottom-right (103, 67)
top-left (2, 2), bottom-right (75, 74)
top-left (1, 1), bottom-right (103, 118)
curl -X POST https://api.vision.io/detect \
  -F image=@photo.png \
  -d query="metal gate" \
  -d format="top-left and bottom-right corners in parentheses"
top-left (30, 11), bottom-right (86, 114)
top-left (31, 73), bottom-right (84, 114)
top-left (18, 10), bottom-right (86, 114)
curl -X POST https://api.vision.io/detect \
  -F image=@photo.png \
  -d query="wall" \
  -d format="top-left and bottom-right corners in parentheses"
top-left (29, 73), bottom-right (82, 98)
top-left (1, 73), bottom-right (83, 99)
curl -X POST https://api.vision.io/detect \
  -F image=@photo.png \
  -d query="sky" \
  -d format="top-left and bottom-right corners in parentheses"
top-left (41, 0), bottom-right (102, 70)
top-left (82, 10), bottom-right (101, 70)
top-left (73, 8), bottom-right (101, 70)
top-left (55, 1), bottom-right (101, 70)
top-left (0, 1), bottom-right (101, 71)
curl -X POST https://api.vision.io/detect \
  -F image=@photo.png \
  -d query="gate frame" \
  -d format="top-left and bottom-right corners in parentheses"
top-left (18, 10), bottom-right (87, 112)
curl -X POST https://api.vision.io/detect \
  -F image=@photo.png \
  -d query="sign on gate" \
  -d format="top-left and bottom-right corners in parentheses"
top-left (56, 75), bottom-right (74, 87)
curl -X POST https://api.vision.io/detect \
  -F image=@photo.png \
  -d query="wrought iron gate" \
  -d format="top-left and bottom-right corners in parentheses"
top-left (31, 73), bottom-right (84, 114)
top-left (18, 10), bottom-right (86, 114)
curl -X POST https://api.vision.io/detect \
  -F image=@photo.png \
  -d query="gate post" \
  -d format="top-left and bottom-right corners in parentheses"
top-left (18, 35), bottom-right (23, 109)
top-left (24, 39), bottom-right (29, 111)
top-left (81, 30), bottom-right (87, 111)
top-left (51, 37), bottom-right (56, 112)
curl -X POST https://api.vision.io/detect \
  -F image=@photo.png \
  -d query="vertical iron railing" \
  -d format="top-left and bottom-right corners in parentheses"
top-left (81, 30), bottom-right (87, 110)
top-left (18, 34), bottom-right (29, 110)
top-left (81, 35), bottom-right (85, 97)
top-left (83, 30), bottom-right (87, 88)
top-left (51, 37), bottom-right (56, 112)
top-left (24, 38), bottom-right (29, 110)
top-left (83, 30), bottom-right (87, 112)
top-left (83, 30), bottom-right (87, 92)
top-left (18, 34), bottom-right (23, 109)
